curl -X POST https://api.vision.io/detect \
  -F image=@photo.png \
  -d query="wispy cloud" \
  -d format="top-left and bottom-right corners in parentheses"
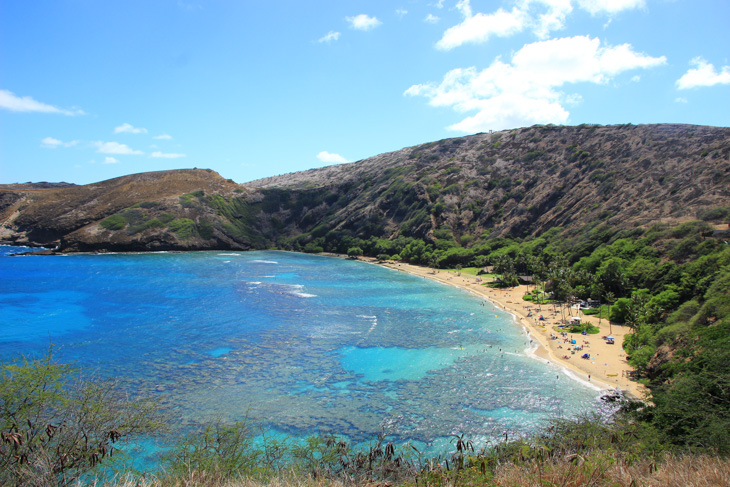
top-left (41, 137), bottom-right (78, 149)
top-left (0, 89), bottom-right (84, 115)
top-left (94, 141), bottom-right (144, 155)
top-left (150, 151), bottom-right (186, 159)
top-left (406, 35), bottom-right (666, 132)
top-left (318, 31), bottom-right (341, 43)
top-left (676, 57), bottom-right (730, 90)
top-left (317, 151), bottom-right (349, 163)
top-left (424, 14), bottom-right (440, 24)
top-left (114, 123), bottom-right (148, 134)
top-left (103, 156), bottom-right (120, 164)
top-left (577, 0), bottom-right (645, 16)
top-left (346, 14), bottom-right (382, 31)
top-left (396, 9), bottom-right (408, 18)
top-left (153, 134), bottom-right (173, 140)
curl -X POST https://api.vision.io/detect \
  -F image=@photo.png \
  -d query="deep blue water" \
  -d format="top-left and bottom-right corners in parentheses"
top-left (0, 246), bottom-right (601, 453)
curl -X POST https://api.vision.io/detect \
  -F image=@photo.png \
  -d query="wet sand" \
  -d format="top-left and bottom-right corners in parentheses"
top-left (369, 260), bottom-right (647, 401)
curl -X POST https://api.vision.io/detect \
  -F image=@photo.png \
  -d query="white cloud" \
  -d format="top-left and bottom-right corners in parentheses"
top-left (316, 151), bottom-right (349, 163)
top-left (406, 35), bottom-right (666, 132)
top-left (94, 141), bottom-right (144, 155)
top-left (150, 151), bottom-right (186, 159)
top-left (41, 137), bottom-right (78, 149)
top-left (114, 123), bottom-right (148, 134)
top-left (675, 97), bottom-right (688, 104)
top-left (396, 9), bottom-right (408, 17)
top-left (526, 0), bottom-right (573, 38)
top-left (437, 5), bottom-right (527, 50)
top-left (318, 31), bottom-right (341, 43)
top-left (0, 89), bottom-right (83, 115)
top-left (425, 14), bottom-right (440, 24)
top-left (565, 93), bottom-right (583, 105)
top-left (103, 157), bottom-right (120, 164)
top-left (676, 57), bottom-right (730, 90)
top-left (631, 75), bottom-right (641, 82)
top-left (346, 14), bottom-right (382, 31)
top-left (153, 134), bottom-right (173, 140)
top-left (436, 0), bottom-right (647, 49)
top-left (577, 0), bottom-right (645, 16)
top-left (434, 0), bottom-right (445, 8)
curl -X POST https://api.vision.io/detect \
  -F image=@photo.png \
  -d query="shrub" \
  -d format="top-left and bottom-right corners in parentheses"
top-left (347, 246), bottom-right (363, 258)
top-left (168, 218), bottom-right (198, 240)
top-left (0, 348), bottom-right (161, 486)
top-left (99, 214), bottom-right (127, 230)
top-left (198, 220), bottom-right (215, 240)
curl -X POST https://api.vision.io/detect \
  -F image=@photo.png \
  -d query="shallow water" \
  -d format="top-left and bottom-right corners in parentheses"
top-left (0, 247), bottom-right (601, 454)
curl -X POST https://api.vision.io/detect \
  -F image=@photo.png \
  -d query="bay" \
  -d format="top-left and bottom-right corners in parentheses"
top-left (0, 246), bottom-right (600, 454)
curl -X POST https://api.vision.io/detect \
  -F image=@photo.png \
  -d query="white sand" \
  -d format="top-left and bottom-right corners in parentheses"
top-left (369, 260), bottom-right (647, 400)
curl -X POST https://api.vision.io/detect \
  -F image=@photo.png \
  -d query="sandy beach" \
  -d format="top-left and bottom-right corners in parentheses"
top-left (368, 259), bottom-right (647, 401)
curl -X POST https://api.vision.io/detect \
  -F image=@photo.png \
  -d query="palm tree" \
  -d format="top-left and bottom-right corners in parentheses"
top-left (604, 291), bottom-right (616, 335)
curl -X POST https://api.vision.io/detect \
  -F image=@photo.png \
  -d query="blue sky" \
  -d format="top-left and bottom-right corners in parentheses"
top-left (1, 0), bottom-right (729, 185)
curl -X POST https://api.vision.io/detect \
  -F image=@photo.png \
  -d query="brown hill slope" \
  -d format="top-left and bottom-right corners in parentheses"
top-left (0, 169), bottom-right (243, 250)
top-left (249, 123), bottom-right (730, 244)
top-left (1, 124), bottom-right (728, 253)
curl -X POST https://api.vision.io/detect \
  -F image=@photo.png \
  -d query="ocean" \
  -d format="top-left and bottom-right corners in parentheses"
top-left (0, 246), bottom-right (601, 455)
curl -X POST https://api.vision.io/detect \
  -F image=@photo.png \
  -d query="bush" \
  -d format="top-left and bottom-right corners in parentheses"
top-left (609, 297), bottom-right (631, 323)
top-left (168, 218), bottom-right (198, 240)
top-left (99, 214), bottom-right (127, 231)
top-left (347, 246), bottom-right (363, 258)
top-left (0, 348), bottom-right (161, 486)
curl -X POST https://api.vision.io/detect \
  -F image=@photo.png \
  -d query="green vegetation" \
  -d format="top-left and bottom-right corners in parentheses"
top-left (0, 348), bottom-right (161, 486)
top-left (100, 214), bottom-right (127, 230)
top-left (281, 216), bottom-right (730, 455)
top-left (168, 218), bottom-right (198, 240)
top-left (5, 351), bottom-right (730, 487)
top-left (5, 213), bottom-right (730, 484)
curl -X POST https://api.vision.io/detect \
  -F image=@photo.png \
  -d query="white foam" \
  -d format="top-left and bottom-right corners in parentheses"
top-left (562, 367), bottom-right (603, 392)
top-left (251, 259), bottom-right (278, 264)
top-left (292, 292), bottom-right (317, 298)
top-left (217, 253), bottom-right (241, 256)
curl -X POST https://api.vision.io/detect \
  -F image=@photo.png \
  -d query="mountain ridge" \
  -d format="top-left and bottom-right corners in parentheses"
top-left (1, 123), bottom-right (728, 253)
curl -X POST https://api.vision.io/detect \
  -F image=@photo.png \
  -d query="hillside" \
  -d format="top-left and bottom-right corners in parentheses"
top-left (1, 124), bottom-right (728, 253)
top-left (3, 123), bottom-right (730, 480)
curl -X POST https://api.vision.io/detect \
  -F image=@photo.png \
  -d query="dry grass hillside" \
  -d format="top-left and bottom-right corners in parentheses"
top-left (1, 124), bottom-right (728, 252)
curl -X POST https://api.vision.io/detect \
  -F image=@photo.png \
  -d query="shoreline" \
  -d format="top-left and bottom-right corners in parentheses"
top-left (362, 258), bottom-right (646, 401)
top-left (3, 244), bottom-right (647, 401)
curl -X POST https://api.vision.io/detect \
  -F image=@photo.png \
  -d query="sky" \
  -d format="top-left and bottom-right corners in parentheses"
top-left (1, 0), bottom-right (729, 185)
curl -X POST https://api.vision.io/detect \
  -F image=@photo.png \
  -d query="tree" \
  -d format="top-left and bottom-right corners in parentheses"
top-left (347, 246), bottom-right (364, 259)
top-left (604, 290), bottom-right (616, 334)
top-left (609, 297), bottom-right (631, 323)
top-left (0, 348), bottom-right (162, 487)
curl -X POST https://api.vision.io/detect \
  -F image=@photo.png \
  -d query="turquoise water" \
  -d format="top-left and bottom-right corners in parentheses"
top-left (0, 246), bottom-right (601, 454)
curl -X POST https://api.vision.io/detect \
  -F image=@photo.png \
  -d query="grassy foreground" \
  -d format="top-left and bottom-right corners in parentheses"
top-left (91, 453), bottom-right (730, 487)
